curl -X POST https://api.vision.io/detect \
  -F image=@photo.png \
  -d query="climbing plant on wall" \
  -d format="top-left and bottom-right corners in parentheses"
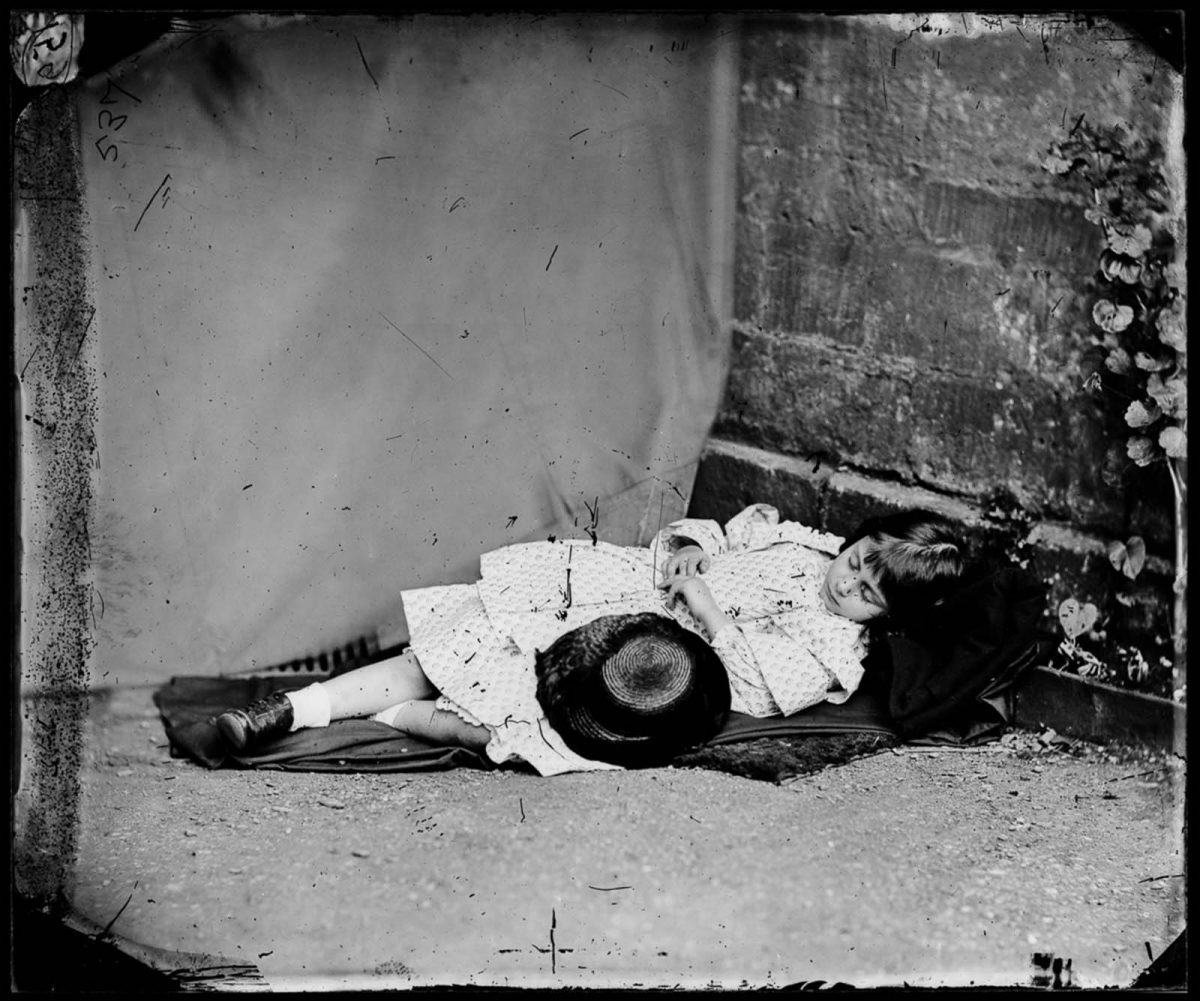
top-left (1042, 117), bottom-right (1187, 700)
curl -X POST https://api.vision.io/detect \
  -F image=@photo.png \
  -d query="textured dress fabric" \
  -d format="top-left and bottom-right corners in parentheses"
top-left (400, 505), bottom-right (869, 775)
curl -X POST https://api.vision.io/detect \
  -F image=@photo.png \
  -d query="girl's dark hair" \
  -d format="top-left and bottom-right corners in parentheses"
top-left (840, 510), bottom-right (967, 625)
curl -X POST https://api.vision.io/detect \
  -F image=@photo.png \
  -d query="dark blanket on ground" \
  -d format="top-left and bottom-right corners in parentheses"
top-left (154, 568), bottom-right (1045, 782)
top-left (153, 672), bottom-right (904, 781)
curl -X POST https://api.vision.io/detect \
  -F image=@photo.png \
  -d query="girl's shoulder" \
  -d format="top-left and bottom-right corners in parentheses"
top-left (771, 520), bottom-right (844, 555)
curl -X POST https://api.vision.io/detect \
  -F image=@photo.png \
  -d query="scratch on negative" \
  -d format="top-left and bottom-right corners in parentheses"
top-left (379, 313), bottom-right (454, 380)
top-left (545, 244), bottom-right (559, 271)
top-left (72, 304), bottom-right (98, 360)
top-left (355, 37), bottom-right (380, 90)
top-left (19, 344), bottom-right (40, 381)
top-left (593, 79), bottom-right (630, 100)
top-left (101, 893), bottom-right (134, 937)
top-left (536, 719), bottom-right (558, 753)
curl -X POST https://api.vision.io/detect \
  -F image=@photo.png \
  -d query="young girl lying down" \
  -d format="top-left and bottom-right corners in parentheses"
top-left (216, 504), bottom-right (966, 774)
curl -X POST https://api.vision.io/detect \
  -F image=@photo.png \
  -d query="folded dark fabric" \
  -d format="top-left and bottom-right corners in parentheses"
top-left (153, 675), bottom-right (495, 772)
top-left (868, 566), bottom-right (1048, 741)
top-left (153, 675), bottom-right (904, 773)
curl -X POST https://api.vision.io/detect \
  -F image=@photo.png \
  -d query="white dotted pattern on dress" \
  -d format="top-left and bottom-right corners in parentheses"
top-left (402, 579), bottom-right (620, 775)
top-left (477, 540), bottom-right (663, 654)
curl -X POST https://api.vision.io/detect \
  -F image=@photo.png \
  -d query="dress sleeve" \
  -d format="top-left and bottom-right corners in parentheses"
top-left (817, 629), bottom-right (867, 705)
top-left (709, 620), bottom-right (847, 718)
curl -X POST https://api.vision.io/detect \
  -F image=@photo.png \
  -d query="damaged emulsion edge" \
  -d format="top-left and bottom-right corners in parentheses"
top-left (15, 84), bottom-right (99, 913)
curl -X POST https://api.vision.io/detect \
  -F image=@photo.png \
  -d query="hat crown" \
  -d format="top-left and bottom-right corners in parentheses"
top-left (534, 612), bottom-right (732, 768)
top-left (601, 634), bottom-right (693, 714)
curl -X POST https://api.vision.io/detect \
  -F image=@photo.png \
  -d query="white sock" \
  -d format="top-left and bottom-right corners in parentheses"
top-left (372, 700), bottom-right (417, 730)
top-left (285, 683), bottom-right (332, 730)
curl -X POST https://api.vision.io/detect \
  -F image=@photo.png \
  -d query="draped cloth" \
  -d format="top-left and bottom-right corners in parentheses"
top-left (16, 14), bottom-right (737, 687)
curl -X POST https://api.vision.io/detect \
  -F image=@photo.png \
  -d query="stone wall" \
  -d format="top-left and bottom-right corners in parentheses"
top-left (690, 13), bottom-right (1182, 646)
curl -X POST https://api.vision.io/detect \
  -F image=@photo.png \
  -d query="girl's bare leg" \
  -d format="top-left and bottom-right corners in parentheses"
top-left (216, 648), bottom-right (448, 752)
top-left (322, 648), bottom-right (437, 719)
top-left (382, 699), bottom-right (490, 751)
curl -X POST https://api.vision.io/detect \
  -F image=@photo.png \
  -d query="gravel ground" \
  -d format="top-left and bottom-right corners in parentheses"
top-left (15, 681), bottom-right (1186, 991)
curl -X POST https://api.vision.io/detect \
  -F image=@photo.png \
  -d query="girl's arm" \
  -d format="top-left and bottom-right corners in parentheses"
top-left (661, 576), bottom-right (853, 717)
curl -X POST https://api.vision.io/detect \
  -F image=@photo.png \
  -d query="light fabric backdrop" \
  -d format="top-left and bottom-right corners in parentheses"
top-left (21, 14), bottom-right (736, 684)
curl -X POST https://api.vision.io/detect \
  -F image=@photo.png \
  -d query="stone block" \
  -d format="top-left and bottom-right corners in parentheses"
top-left (714, 326), bottom-right (917, 466)
top-left (821, 468), bottom-right (981, 539)
top-left (1014, 667), bottom-right (1184, 752)
top-left (713, 327), bottom-right (1128, 529)
top-left (687, 438), bottom-right (827, 528)
top-left (739, 16), bottom-right (1173, 191)
top-left (906, 369), bottom-right (1118, 522)
top-left (734, 166), bottom-right (1105, 379)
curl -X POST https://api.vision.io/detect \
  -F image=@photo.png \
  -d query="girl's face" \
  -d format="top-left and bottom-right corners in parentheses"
top-left (821, 539), bottom-right (889, 623)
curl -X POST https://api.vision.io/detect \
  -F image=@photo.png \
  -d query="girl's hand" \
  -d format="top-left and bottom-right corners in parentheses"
top-left (661, 544), bottom-right (710, 583)
top-left (662, 576), bottom-right (731, 638)
top-left (662, 574), bottom-right (712, 609)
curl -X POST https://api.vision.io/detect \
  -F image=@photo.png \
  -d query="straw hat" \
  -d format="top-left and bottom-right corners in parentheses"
top-left (534, 612), bottom-right (731, 767)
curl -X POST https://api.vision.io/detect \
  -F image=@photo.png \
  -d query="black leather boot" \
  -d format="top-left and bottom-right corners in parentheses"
top-left (215, 692), bottom-right (295, 752)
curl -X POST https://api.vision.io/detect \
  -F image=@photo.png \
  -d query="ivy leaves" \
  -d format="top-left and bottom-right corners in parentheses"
top-left (1129, 375), bottom-right (1189, 466)
top-left (1155, 298), bottom-right (1187, 352)
top-left (1160, 426), bottom-right (1187, 459)
top-left (1092, 299), bottom-right (1133, 334)
top-left (1057, 597), bottom-right (1100, 640)
top-left (1124, 400), bottom-right (1160, 428)
top-left (1100, 249), bottom-right (1141, 285)
top-left (1105, 222), bottom-right (1153, 258)
top-left (1106, 536), bottom-right (1146, 579)
top-left (1042, 117), bottom-right (1188, 474)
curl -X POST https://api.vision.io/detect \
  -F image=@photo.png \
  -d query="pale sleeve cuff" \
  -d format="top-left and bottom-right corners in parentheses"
top-left (651, 518), bottom-right (728, 560)
top-left (722, 504), bottom-right (781, 551)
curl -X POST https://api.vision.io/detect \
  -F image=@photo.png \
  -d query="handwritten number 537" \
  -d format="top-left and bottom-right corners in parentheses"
top-left (94, 112), bottom-right (127, 161)
top-left (94, 78), bottom-right (140, 163)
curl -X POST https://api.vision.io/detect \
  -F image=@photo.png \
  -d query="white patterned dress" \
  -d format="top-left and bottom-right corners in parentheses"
top-left (399, 505), bottom-right (869, 775)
